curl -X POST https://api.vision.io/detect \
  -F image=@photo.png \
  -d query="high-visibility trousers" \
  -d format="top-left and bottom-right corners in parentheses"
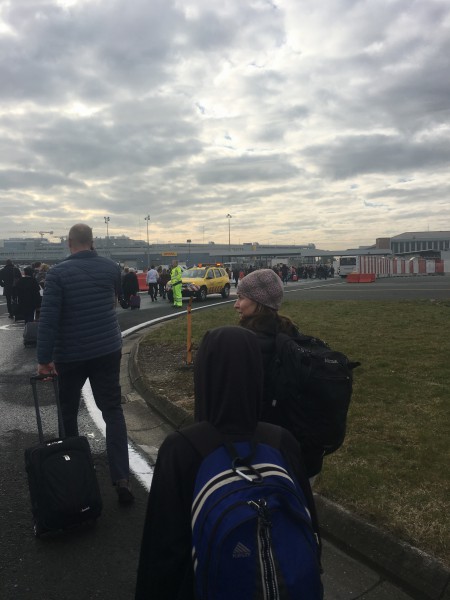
top-left (172, 283), bottom-right (182, 306)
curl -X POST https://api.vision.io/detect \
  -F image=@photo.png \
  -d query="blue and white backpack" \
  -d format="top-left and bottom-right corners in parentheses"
top-left (181, 422), bottom-right (323, 600)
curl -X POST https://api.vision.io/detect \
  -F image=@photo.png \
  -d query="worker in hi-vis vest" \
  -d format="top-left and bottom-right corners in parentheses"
top-left (170, 259), bottom-right (183, 307)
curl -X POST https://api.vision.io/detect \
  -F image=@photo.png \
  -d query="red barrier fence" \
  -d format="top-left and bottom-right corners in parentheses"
top-left (137, 272), bottom-right (148, 291)
top-left (347, 256), bottom-right (444, 280)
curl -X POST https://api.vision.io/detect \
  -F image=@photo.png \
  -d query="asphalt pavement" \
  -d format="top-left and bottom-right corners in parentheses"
top-left (119, 283), bottom-right (450, 600)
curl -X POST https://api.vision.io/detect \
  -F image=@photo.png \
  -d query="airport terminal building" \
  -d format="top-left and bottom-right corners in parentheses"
top-left (0, 231), bottom-right (449, 271)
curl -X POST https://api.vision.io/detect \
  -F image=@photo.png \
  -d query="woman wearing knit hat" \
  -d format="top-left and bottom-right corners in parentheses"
top-left (235, 268), bottom-right (323, 479)
top-left (235, 267), bottom-right (298, 336)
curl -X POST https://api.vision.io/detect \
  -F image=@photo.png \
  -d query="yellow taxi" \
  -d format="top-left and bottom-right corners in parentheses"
top-left (166, 264), bottom-right (230, 302)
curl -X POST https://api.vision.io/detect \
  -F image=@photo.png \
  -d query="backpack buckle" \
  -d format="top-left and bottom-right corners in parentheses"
top-left (232, 458), bottom-right (263, 484)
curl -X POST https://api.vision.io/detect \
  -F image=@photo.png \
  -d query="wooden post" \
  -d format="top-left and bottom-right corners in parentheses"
top-left (186, 297), bottom-right (193, 364)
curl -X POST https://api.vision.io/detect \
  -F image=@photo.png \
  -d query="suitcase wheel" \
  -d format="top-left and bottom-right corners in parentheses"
top-left (33, 520), bottom-right (50, 538)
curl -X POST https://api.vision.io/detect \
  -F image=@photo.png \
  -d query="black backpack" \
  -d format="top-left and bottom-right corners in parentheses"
top-left (267, 332), bottom-right (360, 461)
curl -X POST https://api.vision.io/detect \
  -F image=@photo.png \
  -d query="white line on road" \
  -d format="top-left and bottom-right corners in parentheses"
top-left (82, 381), bottom-right (154, 491)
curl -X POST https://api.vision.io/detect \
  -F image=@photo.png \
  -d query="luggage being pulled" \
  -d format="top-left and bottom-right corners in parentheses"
top-left (23, 321), bottom-right (39, 347)
top-left (11, 301), bottom-right (25, 322)
top-left (24, 375), bottom-right (102, 537)
top-left (129, 294), bottom-right (141, 310)
top-left (119, 297), bottom-right (130, 309)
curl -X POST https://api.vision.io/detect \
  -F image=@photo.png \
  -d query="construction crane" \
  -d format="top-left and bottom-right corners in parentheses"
top-left (5, 230), bottom-right (54, 238)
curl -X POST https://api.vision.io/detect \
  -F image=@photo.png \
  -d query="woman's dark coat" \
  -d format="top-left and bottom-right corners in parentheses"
top-left (15, 276), bottom-right (41, 315)
top-left (240, 314), bottom-right (324, 478)
top-left (121, 271), bottom-right (139, 299)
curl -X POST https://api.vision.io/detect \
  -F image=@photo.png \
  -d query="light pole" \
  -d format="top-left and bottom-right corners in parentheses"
top-left (226, 214), bottom-right (232, 263)
top-left (144, 214), bottom-right (150, 269)
top-left (104, 216), bottom-right (110, 257)
top-left (187, 239), bottom-right (191, 266)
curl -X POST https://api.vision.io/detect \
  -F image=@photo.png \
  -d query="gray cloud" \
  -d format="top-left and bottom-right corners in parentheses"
top-left (303, 133), bottom-right (450, 179)
top-left (196, 155), bottom-right (299, 185)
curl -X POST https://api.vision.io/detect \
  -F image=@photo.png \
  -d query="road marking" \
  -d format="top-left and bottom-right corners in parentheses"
top-left (82, 380), bottom-right (154, 492)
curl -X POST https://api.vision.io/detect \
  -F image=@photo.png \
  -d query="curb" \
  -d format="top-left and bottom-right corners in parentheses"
top-left (128, 337), bottom-right (193, 430)
top-left (314, 495), bottom-right (450, 600)
top-left (128, 327), bottom-right (450, 600)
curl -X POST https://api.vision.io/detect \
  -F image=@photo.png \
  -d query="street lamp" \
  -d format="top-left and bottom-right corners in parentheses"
top-left (144, 214), bottom-right (151, 268)
top-left (104, 216), bottom-right (110, 257)
top-left (226, 214), bottom-right (232, 262)
top-left (187, 239), bottom-right (191, 266)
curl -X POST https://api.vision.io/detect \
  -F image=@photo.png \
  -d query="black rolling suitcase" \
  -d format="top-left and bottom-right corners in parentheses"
top-left (23, 321), bottom-right (39, 347)
top-left (25, 375), bottom-right (102, 537)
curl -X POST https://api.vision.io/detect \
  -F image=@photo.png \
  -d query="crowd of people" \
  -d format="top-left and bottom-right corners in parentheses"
top-left (0, 259), bottom-right (50, 322)
top-left (231, 262), bottom-right (335, 287)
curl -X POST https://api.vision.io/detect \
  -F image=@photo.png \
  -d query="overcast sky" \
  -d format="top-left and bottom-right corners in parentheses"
top-left (0, 0), bottom-right (449, 250)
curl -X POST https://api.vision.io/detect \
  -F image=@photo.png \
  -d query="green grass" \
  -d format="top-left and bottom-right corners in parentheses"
top-left (140, 300), bottom-right (450, 566)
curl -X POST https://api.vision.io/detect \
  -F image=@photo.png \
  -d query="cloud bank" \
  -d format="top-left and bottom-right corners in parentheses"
top-left (0, 0), bottom-right (449, 248)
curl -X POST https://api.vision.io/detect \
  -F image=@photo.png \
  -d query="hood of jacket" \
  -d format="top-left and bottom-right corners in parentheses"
top-left (194, 326), bottom-right (263, 435)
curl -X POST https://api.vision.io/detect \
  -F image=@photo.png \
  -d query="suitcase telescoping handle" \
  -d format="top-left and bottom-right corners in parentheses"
top-left (30, 374), bottom-right (66, 444)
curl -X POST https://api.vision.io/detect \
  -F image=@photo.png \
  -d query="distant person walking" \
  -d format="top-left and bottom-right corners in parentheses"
top-left (37, 223), bottom-right (134, 504)
top-left (232, 267), bottom-right (240, 288)
top-left (36, 263), bottom-right (50, 290)
top-left (158, 268), bottom-right (170, 300)
top-left (170, 259), bottom-right (183, 307)
top-left (146, 265), bottom-right (159, 301)
top-left (15, 266), bottom-right (41, 323)
top-left (0, 259), bottom-right (22, 319)
top-left (122, 267), bottom-right (139, 303)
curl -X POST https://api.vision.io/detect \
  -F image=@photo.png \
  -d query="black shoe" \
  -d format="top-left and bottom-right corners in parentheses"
top-left (116, 479), bottom-right (134, 505)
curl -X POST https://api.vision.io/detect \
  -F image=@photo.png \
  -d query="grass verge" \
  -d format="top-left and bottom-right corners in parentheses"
top-left (139, 299), bottom-right (450, 566)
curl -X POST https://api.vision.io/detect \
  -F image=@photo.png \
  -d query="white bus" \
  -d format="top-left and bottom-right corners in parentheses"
top-left (338, 256), bottom-right (358, 277)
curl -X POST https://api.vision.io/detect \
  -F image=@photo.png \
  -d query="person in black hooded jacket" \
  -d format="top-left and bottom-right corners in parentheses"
top-left (0, 259), bottom-right (22, 318)
top-left (14, 265), bottom-right (41, 322)
top-left (135, 325), bottom-right (320, 600)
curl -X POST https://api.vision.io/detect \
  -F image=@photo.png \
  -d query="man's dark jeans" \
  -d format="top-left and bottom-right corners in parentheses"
top-left (55, 350), bottom-right (129, 483)
top-left (4, 290), bottom-right (14, 316)
top-left (147, 282), bottom-right (158, 300)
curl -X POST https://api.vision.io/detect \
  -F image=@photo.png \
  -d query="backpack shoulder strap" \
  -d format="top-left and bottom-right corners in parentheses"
top-left (178, 421), bottom-right (224, 459)
top-left (179, 421), bottom-right (285, 458)
top-left (274, 331), bottom-right (312, 381)
top-left (254, 422), bottom-right (284, 449)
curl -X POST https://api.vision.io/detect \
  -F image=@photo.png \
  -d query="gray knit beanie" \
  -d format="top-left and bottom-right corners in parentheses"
top-left (237, 269), bottom-right (284, 311)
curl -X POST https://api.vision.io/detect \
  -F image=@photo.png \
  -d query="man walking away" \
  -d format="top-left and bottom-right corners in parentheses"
top-left (37, 223), bottom-right (134, 505)
top-left (15, 266), bottom-right (41, 323)
top-left (146, 265), bottom-right (159, 301)
top-left (158, 267), bottom-right (170, 300)
top-left (0, 259), bottom-right (22, 318)
top-left (170, 259), bottom-right (183, 307)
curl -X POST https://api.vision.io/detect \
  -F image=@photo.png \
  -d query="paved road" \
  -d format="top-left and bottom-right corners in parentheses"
top-left (0, 276), bottom-right (447, 599)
